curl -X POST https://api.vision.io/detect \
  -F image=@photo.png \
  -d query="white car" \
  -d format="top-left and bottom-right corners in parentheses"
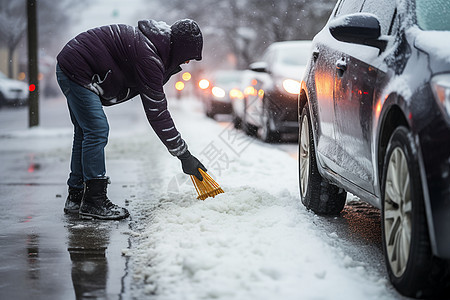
top-left (0, 72), bottom-right (29, 107)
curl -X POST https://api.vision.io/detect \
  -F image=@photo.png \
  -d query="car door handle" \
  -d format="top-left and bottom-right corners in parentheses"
top-left (336, 60), bottom-right (347, 77)
top-left (312, 51), bottom-right (319, 62)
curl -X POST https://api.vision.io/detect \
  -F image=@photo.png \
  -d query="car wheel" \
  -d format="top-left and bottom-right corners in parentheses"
top-left (260, 99), bottom-right (281, 143)
top-left (0, 92), bottom-right (5, 108)
top-left (204, 101), bottom-right (215, 119)
top-left (232, 113), bottom-right (242, 129)
top-left (299, 105), bottom-right (346, 215)
top-left (381, 126), bottom-right (449, 298)
top-left (242, 107), bottom-right (257, 136)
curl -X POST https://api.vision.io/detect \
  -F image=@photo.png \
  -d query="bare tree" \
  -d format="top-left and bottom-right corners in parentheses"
top-left (146, 0), bottom-right (335, 72)
top-left (0, 0), bottom-right (27, 78)
top-left (0, 0), bottom-right (88, 79)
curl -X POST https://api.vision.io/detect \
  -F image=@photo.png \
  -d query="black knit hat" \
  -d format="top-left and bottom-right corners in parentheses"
top-left (169, 19), bottom-right (203, 66)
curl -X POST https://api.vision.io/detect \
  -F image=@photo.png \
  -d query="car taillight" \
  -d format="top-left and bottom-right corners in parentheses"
top-left (229, 88), bottom-right (243, 99)
top-left (431, 74), bottom-right (450, 122)
top-left (244, 86), bottom-right (257, 97)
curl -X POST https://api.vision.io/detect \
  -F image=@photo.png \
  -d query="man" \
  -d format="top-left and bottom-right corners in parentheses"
top-left (56, 19), bottom-right (206, 220)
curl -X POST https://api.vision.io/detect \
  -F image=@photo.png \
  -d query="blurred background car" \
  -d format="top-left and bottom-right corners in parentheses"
top-left (298, 0), bottom-right (450, 297)
top-left (243, 40), bottom-right (312, 142)
top-left (230, 70), bottom-right (257, 129)
top-left (0, 72), bottom-right (29, 108)
top-left (200, 70), bottom-right (244, 119)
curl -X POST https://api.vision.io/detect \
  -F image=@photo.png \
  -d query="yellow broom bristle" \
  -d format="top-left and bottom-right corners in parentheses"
top-left (190, 169), bottom-right (224, 200)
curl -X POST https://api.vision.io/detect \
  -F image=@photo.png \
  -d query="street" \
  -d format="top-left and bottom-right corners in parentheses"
top-left (0, 96), bottom-right (404, 299)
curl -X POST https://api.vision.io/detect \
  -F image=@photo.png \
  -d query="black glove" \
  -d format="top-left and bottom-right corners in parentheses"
top-left (178, 150), bottom-right (207, 181)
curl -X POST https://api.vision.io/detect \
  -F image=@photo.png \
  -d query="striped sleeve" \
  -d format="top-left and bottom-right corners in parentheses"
top-left (140, 93), bottom-right (188, 156)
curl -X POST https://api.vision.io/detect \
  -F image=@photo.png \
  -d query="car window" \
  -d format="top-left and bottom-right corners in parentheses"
top-left (263, 50), bottom-right (274, 65)
top-left (335, 0), bottom-right (365, 16)
top-left (361, 0), bottom-right (396, 35)
top-left (416, 0), bottom-right (450, 31)
top-left (276, 47), bottom-right (310, 66)
top-left (215, 72), bottom-right (242, 86)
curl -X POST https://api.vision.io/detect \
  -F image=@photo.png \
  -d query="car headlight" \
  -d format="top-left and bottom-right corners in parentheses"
top-left (282, 79), bottom-right (301, 95)
top-left (212, 86), bottom-right (226, 98)
top-left (431, 74), bottom-right (450, 121)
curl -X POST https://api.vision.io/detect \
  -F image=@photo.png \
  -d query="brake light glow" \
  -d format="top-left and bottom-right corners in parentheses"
top-left (229, 88), bottom-right (244, 99)
top-left (175, 81), bottom-right (185, 91)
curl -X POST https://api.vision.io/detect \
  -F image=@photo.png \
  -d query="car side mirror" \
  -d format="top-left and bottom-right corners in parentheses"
top-left (329, 13), bottom-right (387, 52)
top-left (249, 62), bottom-right (268, 73)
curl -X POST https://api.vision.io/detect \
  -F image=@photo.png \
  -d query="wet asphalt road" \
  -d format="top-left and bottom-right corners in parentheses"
top-left (0, 100), bottom-right (135, 299)
top-left (0, 100), bottom-right (399, 299)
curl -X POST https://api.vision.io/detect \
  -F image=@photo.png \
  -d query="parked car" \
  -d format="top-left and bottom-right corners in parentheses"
top-left (0, 71), bottom-right (28, 107)
top-left (230, 70), bottom-right (257, 129)
top-left (298, 0), bottom-right (450, 297)
top-left (244, 40), bottom-right (312, 142)
top-left (201, 70), bottom-right (244, 119)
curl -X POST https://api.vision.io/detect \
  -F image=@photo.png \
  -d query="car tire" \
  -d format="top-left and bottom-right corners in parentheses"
top-left (242, 107), bottom-right (257, 136)
top-left (204, 101), bottom-right (215, 119)
top-left (0, 92), bottom-right (5, 108)
top-left (381, 126), bottom-right (450, 298)
top-left (232, 113), bottom-right (242, 129)
top-left (299, 105), bottom-right (346, 215)
top-left (260, 99), bottom-right (281, 143)
top-left (243, 122), bottom-right (257, 136)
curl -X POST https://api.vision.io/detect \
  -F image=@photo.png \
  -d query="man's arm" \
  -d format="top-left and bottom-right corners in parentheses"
top-left (140, 93), bottom-right (187, 156)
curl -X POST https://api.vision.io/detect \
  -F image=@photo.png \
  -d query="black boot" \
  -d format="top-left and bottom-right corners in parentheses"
top-left (64, 187), bottom-right (84, 214)
top-left (79, 177), bottom-right (129, 220)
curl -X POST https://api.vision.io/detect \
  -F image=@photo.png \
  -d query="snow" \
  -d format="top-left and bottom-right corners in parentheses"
top-left (0, 96), bottom-right (398, 298)
top-left (413, 27), bottom-right (450, 64)
top-left (383, 75), bottom-right (413, 103)
top-left (148, 20), bottom-right (171, 36)
top-left (124, 98), bottom-right (395, 299)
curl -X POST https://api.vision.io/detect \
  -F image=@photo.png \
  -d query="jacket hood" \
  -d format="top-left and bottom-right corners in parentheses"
top-left (138, 19), bottom-right (203, 84)
top-left (138, 19), bottom-right (172, 68)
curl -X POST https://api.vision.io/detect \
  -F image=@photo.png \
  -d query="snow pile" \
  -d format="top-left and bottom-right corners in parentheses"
top-left (126, 98), bottom-right (392, 299)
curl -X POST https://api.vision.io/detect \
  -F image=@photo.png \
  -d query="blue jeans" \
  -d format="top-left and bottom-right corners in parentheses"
top-left (56, 65), bottom-right (109, 189)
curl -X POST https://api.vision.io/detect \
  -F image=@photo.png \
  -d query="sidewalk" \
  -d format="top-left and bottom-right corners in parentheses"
top-left (0, 97), bottom-right (148, 299)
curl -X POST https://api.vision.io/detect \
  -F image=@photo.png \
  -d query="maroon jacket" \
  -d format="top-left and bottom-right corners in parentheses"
top-left (57, 19), bottom-right (202, 156)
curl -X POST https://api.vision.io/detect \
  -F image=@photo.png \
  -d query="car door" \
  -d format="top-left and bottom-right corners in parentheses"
top-left (332, 0), bottom-right (397, 193)
top-left (309, 0), bottom-right (366, 169)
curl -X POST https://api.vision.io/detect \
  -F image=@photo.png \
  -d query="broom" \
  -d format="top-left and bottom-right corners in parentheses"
top-left (190, 169), bottom-right (224, 200)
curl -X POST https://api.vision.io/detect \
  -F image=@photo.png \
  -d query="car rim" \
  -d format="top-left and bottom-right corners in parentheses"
top-left (299, 115), bottom-right (310, 198)
top-left (384, 147), bottom-right (412, 277)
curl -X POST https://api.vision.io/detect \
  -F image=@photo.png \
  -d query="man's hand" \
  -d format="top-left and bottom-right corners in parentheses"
top-left (178, 150), bottom-right (207, 181)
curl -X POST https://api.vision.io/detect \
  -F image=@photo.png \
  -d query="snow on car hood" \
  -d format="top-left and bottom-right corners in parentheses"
top-left (413, 27), bottom-right (450, 72)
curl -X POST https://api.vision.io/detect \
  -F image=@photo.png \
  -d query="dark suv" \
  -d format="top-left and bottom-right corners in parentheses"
top-left (245, 41), bottom-right (311, 142)
top-left (298, 0), bottom-right (450, 297)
